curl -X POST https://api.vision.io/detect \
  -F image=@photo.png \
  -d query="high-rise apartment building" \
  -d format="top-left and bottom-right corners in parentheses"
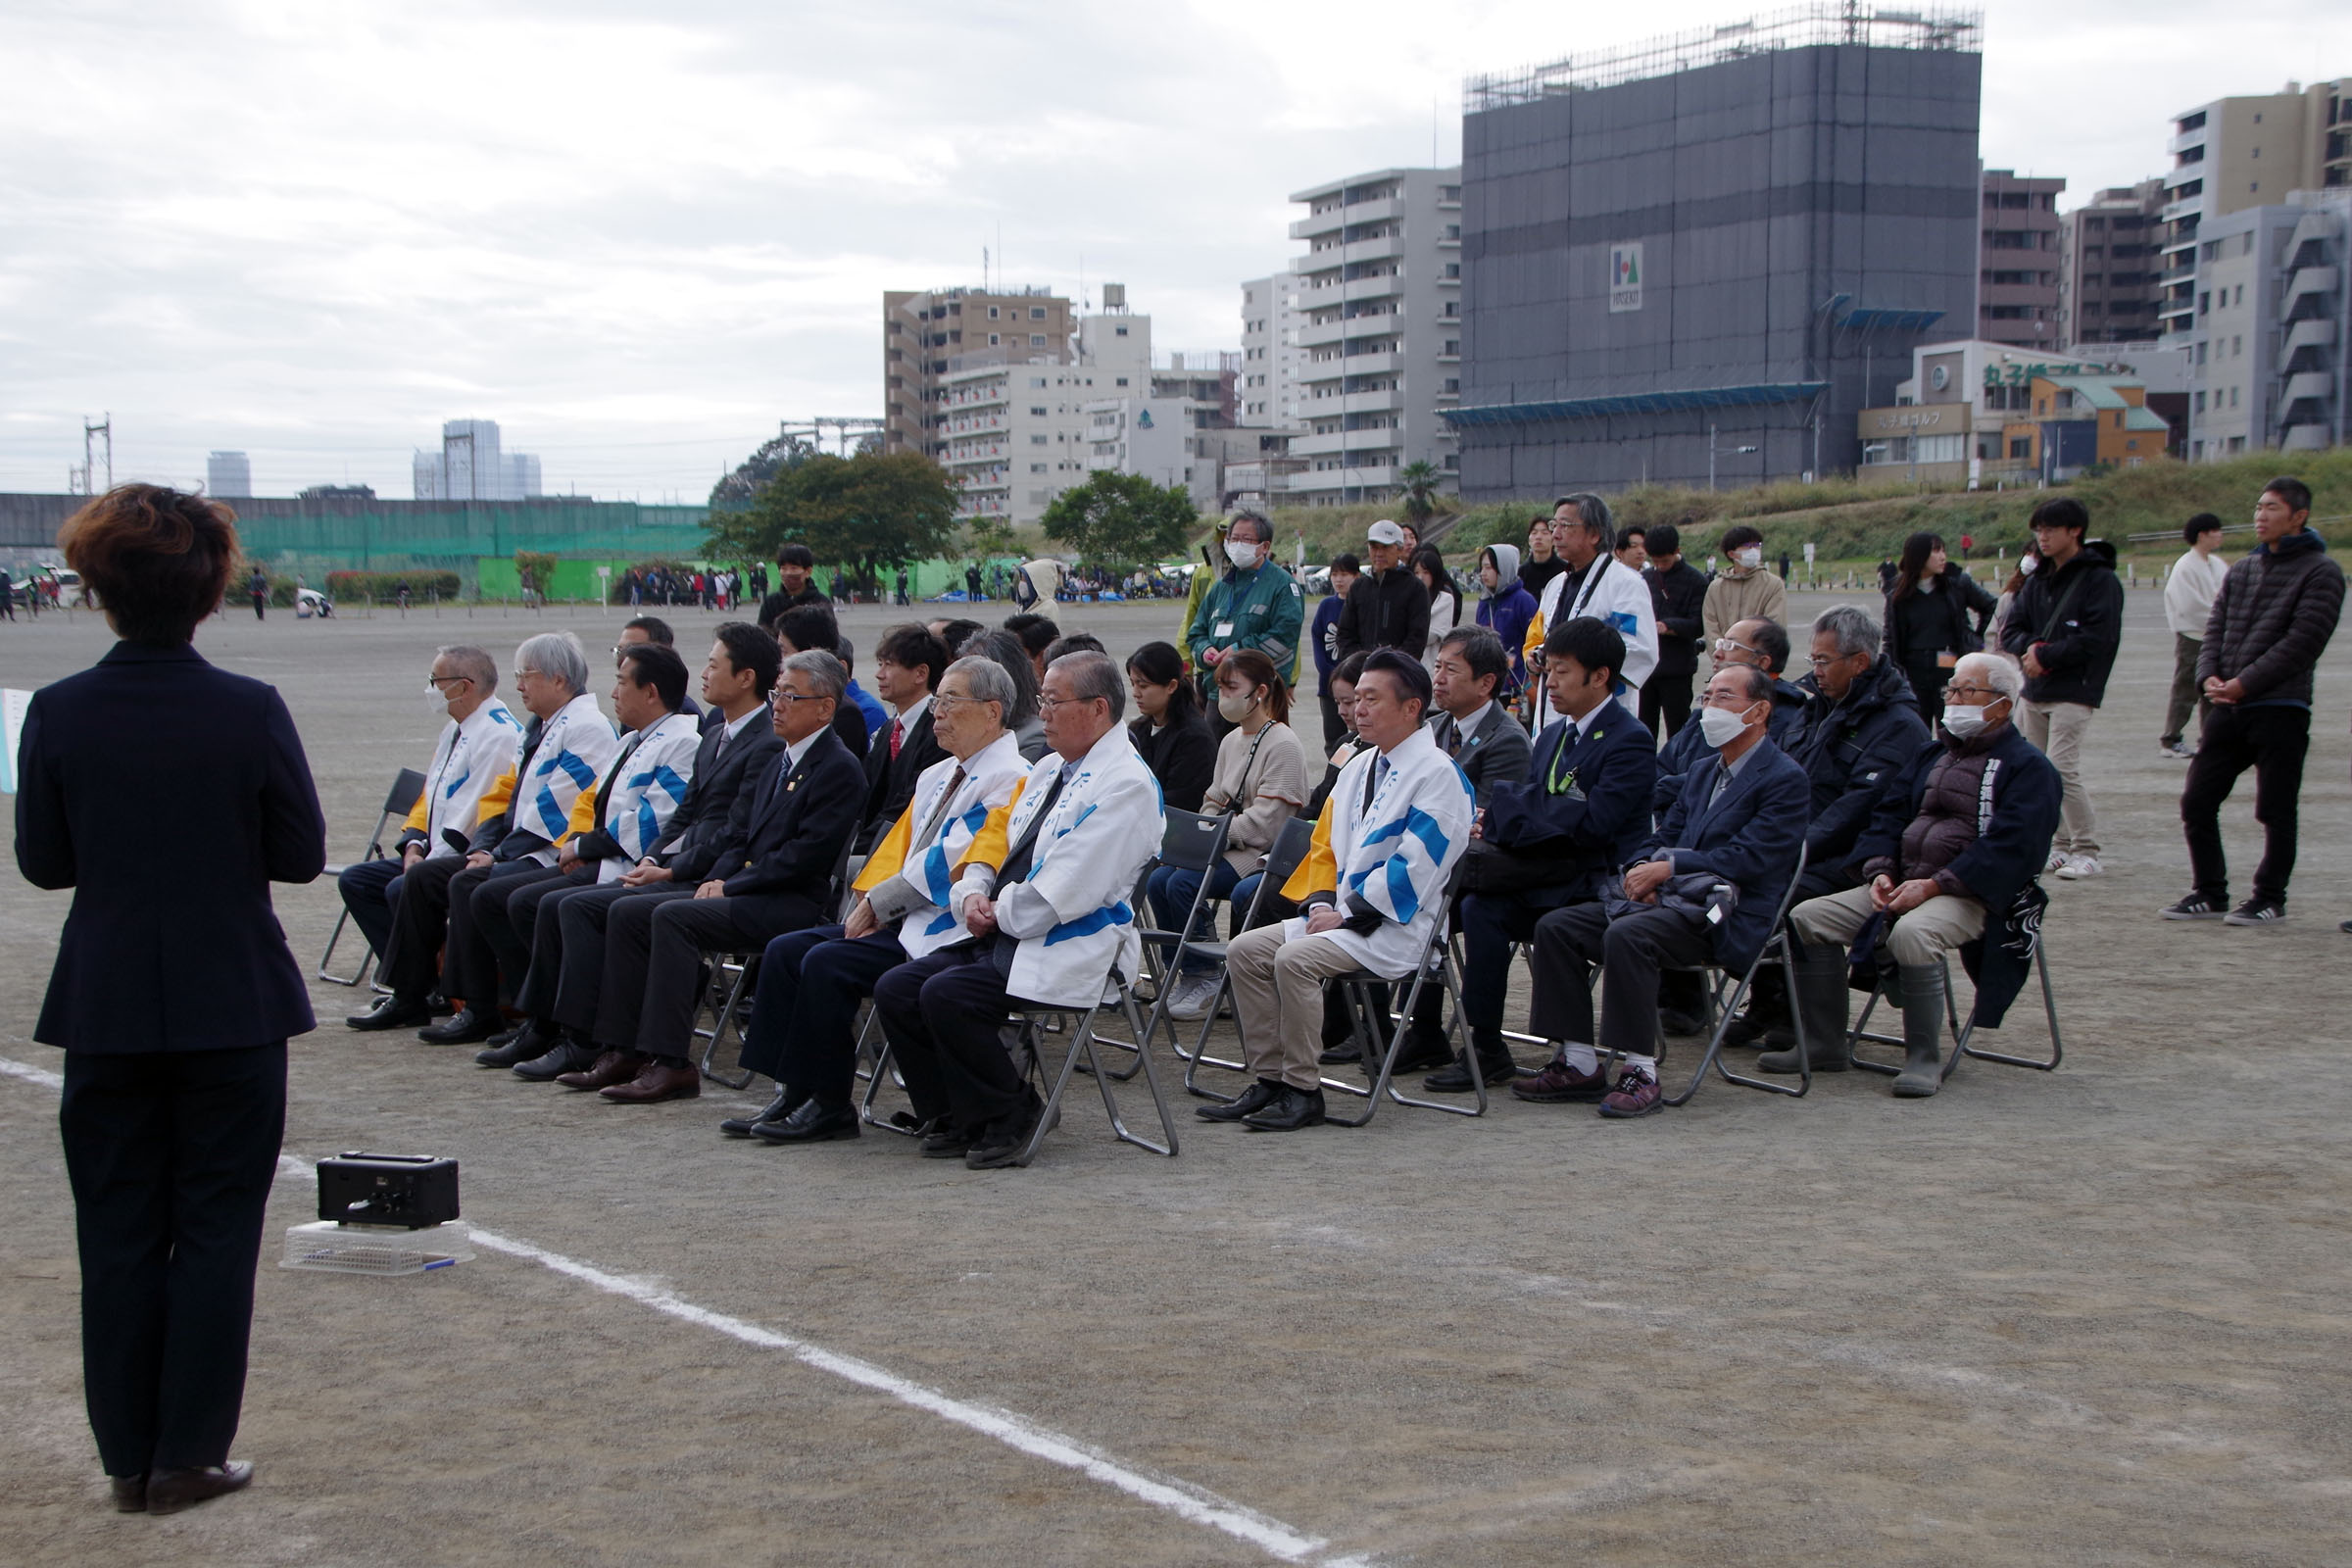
top-left (2182, 191), bottom-right (2351, 459)
top-left (1284, 168), bottom-right (1462, 505)
top-left (413, 420), bottom-right (541, 501)
top-left (2159, 79), bottom-right (2352, 337)
top-left (882, 287), bottom-right (1076, 460)
top-left (2060, 180), bottom-right (2167, 347)
top-left (1979, 171), bottom-right (2065, 347)
top-left (938, 306), bottom-right (1151, 526)
top-left (1239, 274), bottom-right (1306, 427)
top-left (1450, 6), bottom-right (1982, 495)
top-left (206, 451), bottom-right (252, 499)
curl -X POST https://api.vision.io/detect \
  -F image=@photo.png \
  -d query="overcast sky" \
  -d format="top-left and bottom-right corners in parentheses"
top-left (2, 0), bottom-right (2344, 501)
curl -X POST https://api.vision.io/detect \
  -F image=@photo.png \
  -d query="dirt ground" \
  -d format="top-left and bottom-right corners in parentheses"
top-left (3, 590), bottom-right (2350, 1567)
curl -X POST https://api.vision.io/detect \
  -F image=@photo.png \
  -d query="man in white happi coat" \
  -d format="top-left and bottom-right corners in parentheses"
top-left (870, 651), bottom-right (1162, 1169)
top-left (1521, 493), bottom-right (1658, 726)
top-left (1207, 649), bottom-right (1474, 1132)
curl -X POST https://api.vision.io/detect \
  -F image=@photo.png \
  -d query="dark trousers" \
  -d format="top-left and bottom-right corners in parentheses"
top-left (560, 884), bottom-right (694, 1041)
top-left (1453, 890), bottom-right (1573, 1048)
top-left (873, 945), bottom-right (1030, 1133)
top-left (1642, 668), bottom-right (1695, 741)
top-left (608, 888), bottom-right (822, 1057)
top-left (441, 860), bottom-right (556, 1009)
top-left (60, 1043), bottom-right (286, 1478)
top-left (2182, 704), bottom-right (2312, 904)
top-left (517, 877), bottom-right (619, 1020)
top-left (743, 924), bottom-right (906, 1103)
top-left (380, 853), bottom-right (467, 999)
top-left (480, 864), bottom-right (589, 1009)
top-left (1530, 902), bottom-right (1715, 1057)
top-left (2162, 633), bottom-right (2209, 746)
top-left (1902, 656), bottom-right (1951, 733)
top-left (336, 857), bottom-right (405, 963)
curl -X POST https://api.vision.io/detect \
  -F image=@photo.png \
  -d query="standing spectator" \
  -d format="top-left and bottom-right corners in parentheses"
top-left (1474, 544), bottom-right (1537, 702)
top-left (1642, 521), bottom-right (1707, 741)
top-left (1613, 525), bottom-right (1648, 571)
top-left (1185, 510), bottom-right (1302, 709)
top-left (1702, 524), bottom-right (1787, 646)
top-left (1989, 549), bottom-right (2035, 652)
top-left (896, 567), bottom-right (910, 606)
top-left (966, 564), bottom-right (984, 600)
top-left (2160, 513), bottom-right (2230, 759)
top-left (19, 485), bottom-right (326, 1515)
top-left (2163, 477), bottom-right (2343, 926)
top-left (1519, 514), bottom-right (1566, 602)
top-left (1523, 494), bottom-right (1658, 727)
top-left (1126, 641), bottom-right (1216, 812)
top-left (1410, 544), bottom-right (1460, 668)
top-left (1883, 530), bottom-right (1996, 732)
top-left (246, 565), bottom-right (269, 619)
top-left (1310, 553), bottom-right (1360, 747)
top-left (1878, 559), bottom-right (1899, 595)
top-left (1334, 518), bottom-right (1429, 663)
top-left (757, 545), bottom-right (826, 626)
top-left (1999, 497), bottom-right (2124, 880)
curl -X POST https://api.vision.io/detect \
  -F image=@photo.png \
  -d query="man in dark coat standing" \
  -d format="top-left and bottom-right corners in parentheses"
top-left (2000, 498), bottom-right (2123, 881)
top-left (1640, 521), bottom-right (1709, 741)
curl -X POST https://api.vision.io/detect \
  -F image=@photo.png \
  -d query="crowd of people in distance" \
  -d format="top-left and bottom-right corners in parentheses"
top-left (337, 472), bottom-right (2343, 1160)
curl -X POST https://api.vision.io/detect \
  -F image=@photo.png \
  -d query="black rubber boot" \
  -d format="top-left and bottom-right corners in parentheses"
top-left (1758, 950), bottom-right (1850, 1074)
top-left (1893, 962), bottom-right (1947, 1098)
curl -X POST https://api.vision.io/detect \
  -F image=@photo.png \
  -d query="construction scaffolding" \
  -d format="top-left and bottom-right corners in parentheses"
top-left (1464, 2), bottom-right (1983, 110)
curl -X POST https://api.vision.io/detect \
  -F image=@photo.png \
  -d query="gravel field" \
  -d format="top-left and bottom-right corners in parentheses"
top-left (3, 590), bottom-right (2349, 1567)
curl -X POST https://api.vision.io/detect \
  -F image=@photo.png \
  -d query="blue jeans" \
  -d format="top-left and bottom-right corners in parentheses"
top-left (1148, 860), bottom-right (1242, 974)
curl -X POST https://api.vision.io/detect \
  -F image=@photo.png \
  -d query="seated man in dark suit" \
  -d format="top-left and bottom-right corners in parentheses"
top-left (1435, 616), bottom-right (1657, 1092)
top-left (503, 623), bottom-right (783, 1076)
top-left (857, 622), bottom-right (952, 855)
top-left (555, 650), bottom-right (865, 1104)
top-left (1522, 662), bottom-right (1811, 1118)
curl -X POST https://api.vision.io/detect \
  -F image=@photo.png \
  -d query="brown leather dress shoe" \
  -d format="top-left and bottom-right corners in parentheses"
top-left (108, 1475), bottom-right (147, 1512)
top-left (146, 1461), bottom-right (253, 1515)
top-left (600, 1058), bottom-right (701, 1103)
top-left (557, 1049), bottom-right (646, 1091)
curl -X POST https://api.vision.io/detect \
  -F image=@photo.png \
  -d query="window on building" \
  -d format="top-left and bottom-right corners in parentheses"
top-left (2009, 437), bottom-right (2032, 459)
top-left (1030, 434), bottom-right (1048, 445)
top-left (989, 333), bottom-right (1001, 346)
top-left (1029, 307), bottom-right (1046, 319)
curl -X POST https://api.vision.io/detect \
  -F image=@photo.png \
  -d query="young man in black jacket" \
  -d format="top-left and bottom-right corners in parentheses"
top-left (1334, 518), bottom-right (1429, 662)
top-left (2163, 476), bottom-right (2345, 926)
top-left (1999, 498), bottom-right (2123, 881)
top-left (1641, 520), bottom-right (1708, 740)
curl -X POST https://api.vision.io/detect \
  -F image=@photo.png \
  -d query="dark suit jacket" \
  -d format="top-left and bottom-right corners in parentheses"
top-left (657, 717), bottom-right (784, 885)
top-left (1431, 703), bottom-right (1532, 808)
top-left (16, 642), bottom-right (326, 1053)
top-left (717, 727), bottom-right (865, 901)
top-left (1483, 710), bottom-right (1656, 896)
top-left (1642, 736), bottom-right (1810, 972)
top-left (858, 705), bottom-right (947, 852)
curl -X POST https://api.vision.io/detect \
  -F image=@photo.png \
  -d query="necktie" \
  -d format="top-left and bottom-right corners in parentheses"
top-left (889, 717), bottom-right (904, 760)
top-left (913, 765), bottom-right (967, 852)
top-left (1362, 754), bottom-right (1390, 818)
top-left (994, 768), bottom-right (1070, 890)
top-left (1441, 717), bottom-right (1462, 759)
top-left (593, 730), bottom-right (648, 820)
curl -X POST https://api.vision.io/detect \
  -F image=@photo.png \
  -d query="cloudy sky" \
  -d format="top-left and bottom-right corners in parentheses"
top-left (1, 0), bottom-right (2343, 500)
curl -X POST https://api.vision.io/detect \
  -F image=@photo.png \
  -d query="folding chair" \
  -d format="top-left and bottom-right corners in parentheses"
top-left (1848, 912), bottom-right (2063, 1083)
top-left (1006, 961), bottom-right (1182, 1165)
top-left (700, 837), bottom-right (866, 1093)
top-left (1660, 843), bottom-right (1813, 1106)
top-left (1171, 815), bottom-right (1312, 1096)
top-left (1102, 809), bottom-right (1227, 1084)
top-left (1322, 911), bottom-right (1491, 1126)
top-left (318, 767), bottom-right (427, 986)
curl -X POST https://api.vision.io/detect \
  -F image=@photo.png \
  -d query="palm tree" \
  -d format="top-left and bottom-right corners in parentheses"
top-left (1396, 460), bottom-right (1444, 524)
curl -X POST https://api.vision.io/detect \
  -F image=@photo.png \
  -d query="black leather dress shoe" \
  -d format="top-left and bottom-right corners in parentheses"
top-left (919, 1123), bottom-right (974, 1158)
top-left (1242, 1085), bottom-right (1326, 1131)
top-left (752, 1100), bottom-right (859, 1144)
top-left (1383, 1029), bottom-right (1454, 1075)
top-left (475, 1019), bottom-right (553, 1068)
top-left (1658, 1008), bottom-right (1707, 1038)
top-left (145, 1460), bottom-right (253, 1516)
top-left (965, 1095), bottom-right (1047, 1168)
top-left (1317, 1042), bottom-right (1363, 1066)
top-left (721, 1091), bottom-right (794, 1138)
top-left (346, 994), bottom-right (430, 1031)
top-left (1424, 1052), bottom-right (1516, 1093)
top-left (108, 1475), bottom-right (146, 1513)
top-left (1197, 1078), bottom-right (1284, 1122)
top-left (416, 1007), bottom-right (497, 1046)
top-left (512, 1039), bottom-right (599, 1082)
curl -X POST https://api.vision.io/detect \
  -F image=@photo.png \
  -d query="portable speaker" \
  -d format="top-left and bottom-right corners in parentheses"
top-left (316, 1152), bottom-right (461, 1230)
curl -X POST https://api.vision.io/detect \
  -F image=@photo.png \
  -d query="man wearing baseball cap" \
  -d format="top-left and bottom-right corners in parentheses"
top-left (1335, 518), bottom-right (1431, 664)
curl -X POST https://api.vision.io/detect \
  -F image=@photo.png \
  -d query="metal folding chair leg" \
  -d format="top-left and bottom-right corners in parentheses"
top-left (1960, 941), bottom-right (2063, 1071)
top-left (317, 906), bottom-right (376, 987)
top-left (1661, 937), bottom-right (1810, 1105)
top-left (854, 1005), bottom-right (926, 1136)
top-left (1015, 987), bottom-right (1180, 1165)
top-left (693, 955), bottom-right (759, 1091)
top-left (1325, 954), bottom-right (1488, 1126)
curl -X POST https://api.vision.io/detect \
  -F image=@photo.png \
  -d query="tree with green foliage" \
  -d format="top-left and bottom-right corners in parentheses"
top-left (1039, 470), bottom-right (1198, 572)
top-left (1396, 460), bottom-right (1445, 524)
top-left (705, 450), bottom-right (960, 578)
top-left (710, 432), bottom-right (818, 512)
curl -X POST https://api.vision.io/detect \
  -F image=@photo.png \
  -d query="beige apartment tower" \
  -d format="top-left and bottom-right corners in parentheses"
top-left (882, 288), bottom-right (1076, 459)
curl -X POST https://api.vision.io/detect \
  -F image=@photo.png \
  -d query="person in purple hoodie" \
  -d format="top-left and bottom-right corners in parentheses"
top-left (1475, 542), bottom-right (1538, 712)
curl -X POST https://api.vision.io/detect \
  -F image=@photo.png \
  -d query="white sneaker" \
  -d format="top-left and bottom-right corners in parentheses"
top-left (1163, 974), bottom-right (1222, 1020)
top-left (2157, 739), bottom-right (2194, 760)
top-left (2046, 848), bottom-right (2069, 872)
top-left (2056, 855), bottom-right (2103, 880)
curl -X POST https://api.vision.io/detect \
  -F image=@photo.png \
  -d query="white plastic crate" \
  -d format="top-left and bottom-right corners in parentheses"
top-left (279, 1220), bottom-right (473, 1276)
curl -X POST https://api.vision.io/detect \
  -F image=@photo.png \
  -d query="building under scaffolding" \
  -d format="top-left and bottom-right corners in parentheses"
top-left (1448, 4), bottom-right (1984, 496)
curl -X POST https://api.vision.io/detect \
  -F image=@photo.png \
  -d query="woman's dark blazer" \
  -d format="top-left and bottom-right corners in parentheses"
top-left (15, 641), bottom-right (326, 1053)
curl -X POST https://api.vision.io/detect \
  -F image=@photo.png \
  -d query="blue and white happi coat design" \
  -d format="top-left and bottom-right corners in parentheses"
top-left (514, 692), bottom-right (621, 865)
top-left (595, 710), bottom-right (703, 882)
top-left (1288, 725), bottom-right (1474, 980)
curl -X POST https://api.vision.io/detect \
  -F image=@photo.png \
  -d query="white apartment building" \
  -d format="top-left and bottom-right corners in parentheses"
top-left (414, 419), bottom-right (543, 501)
top-left (941, 309), bottom-right (1152, 525)
top-left (1240, 274), bottom-right (1307, 427)
top-left (2183, 192), bottom-right (2351, 458)
top-left (2159, 79), bottom-right (2352, 339)
top-left (206, 451), bottom-right (252, 499)
top-left (1284, 167), bottom-right (1462, 505)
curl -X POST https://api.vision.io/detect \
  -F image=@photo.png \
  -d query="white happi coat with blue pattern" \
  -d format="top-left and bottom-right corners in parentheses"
top-left (1289, 725), bottom-right (1474, 979)
top-left (593, 710), bottom-right (703, 882)
top-left (512, 692), bottom-right (620, 865)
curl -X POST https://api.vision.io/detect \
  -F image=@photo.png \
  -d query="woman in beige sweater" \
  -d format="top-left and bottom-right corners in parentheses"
top-left (1701, 523), bottom-right (1788, 646)
top-left (1152, 648), bottom-right (1308, 1019)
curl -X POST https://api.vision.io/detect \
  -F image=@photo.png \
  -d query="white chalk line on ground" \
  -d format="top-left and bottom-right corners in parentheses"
top-left (3, 1056), bottom-right (1352, 1566)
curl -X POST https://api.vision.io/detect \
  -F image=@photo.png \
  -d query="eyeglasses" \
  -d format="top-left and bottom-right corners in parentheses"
top-left (770, 688), bottom-right (830, 705)
top-left (1942, 684), bottom-right (2000, 701)
top-left (1713, 638), bottom-right (1762, 660)
top-left (930, 693), bottom-right (990, 711)
top-left (1036, 695), bottom-right (1105, 714)
top-left (1806, 653), bottom-right (1862, 669)
top-left (426, 674), bottom-right (471, 690)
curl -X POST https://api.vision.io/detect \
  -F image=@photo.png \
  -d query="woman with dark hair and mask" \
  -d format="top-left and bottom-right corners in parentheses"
top-left (1125, 640), bottom-right (1215, 812)
top-left (1884, 530), bottom-right (1997, 730)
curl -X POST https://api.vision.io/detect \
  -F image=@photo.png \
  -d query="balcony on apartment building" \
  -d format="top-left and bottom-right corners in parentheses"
top-left (1289, 195), bottom-right (1406, 241)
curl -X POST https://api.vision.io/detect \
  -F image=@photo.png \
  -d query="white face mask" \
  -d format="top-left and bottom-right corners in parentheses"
top-left (1699, 703), bottom-right (1753, 748)
top-left (1735, 546), bottom-right (1763, 569)
top-left (1215, 688), bottom-right (1258, 723)
top-left (2018, 555), bottom-right (2038, 576)
top-left (1224, 539), bottom-right (1261, 570)
top-left (429, 686), bottom-right (456, 718)
top-left (1943, 702), bottom-right (1997, 739)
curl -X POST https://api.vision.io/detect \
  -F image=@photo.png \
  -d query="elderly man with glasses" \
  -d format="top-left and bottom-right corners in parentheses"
top-left (1764, 652), bottom-right (2060, 1098)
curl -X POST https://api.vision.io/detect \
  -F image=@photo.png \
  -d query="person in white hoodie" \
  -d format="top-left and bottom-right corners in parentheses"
top-left (2160, 513), bottom-right (2229, 759)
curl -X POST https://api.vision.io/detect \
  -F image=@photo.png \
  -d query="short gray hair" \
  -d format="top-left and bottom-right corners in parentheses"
top-left (436, 644), bottom-right (497, 693)
top-left (1955, 651), bottom-right (2024, 703)
top-left (782, 648), bottom-right (846, 702)
top-left (1226, 508), bottom-right (1272, 544)
top-left (1554, 492), bottom-right (1613, 536)
top-left (515, 631), bottom-right (590, 697)
top-left (966, 628), bottom-right (1039, 725)
top-left (1813, 604), bottom-right (1882, 660)
top-left (1048, 650), bottom-right (1126, 722)
top-left (942, 654), bottom-right (1014, 724)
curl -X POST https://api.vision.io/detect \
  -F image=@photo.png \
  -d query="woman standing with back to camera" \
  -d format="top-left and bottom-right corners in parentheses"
top-left (15, 485), bottom-right (325, 1515)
